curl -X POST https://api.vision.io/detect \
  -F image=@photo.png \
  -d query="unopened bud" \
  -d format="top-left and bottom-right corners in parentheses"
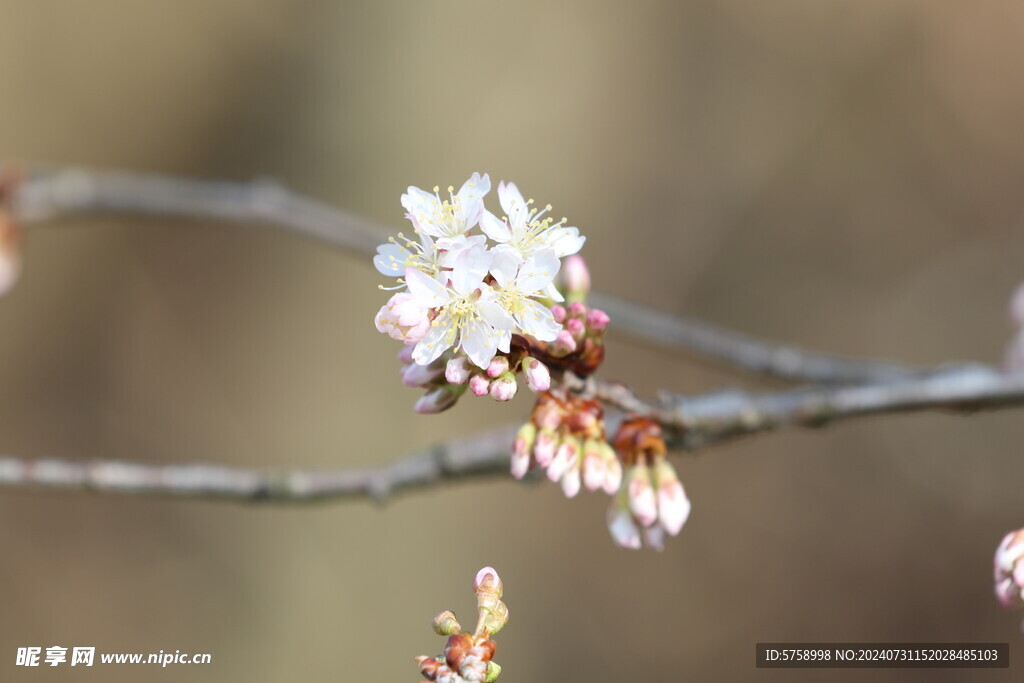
top-left (474, 566), bottom-right (503, 600)
top-left (547, 435), bottom-right (580, 482)
top-left (414, 385), bottom-right (462, 414)
top-left (522, 357), bottom-right (551, 393)
top-left (549, 329), bottom-right (577, 356)
top-left (397, 344), bottom-right (415, 365)
top-left (654, 459), bottom-right (691, 535)
top-left (627, 463), bottom-right (658, 527)
top-left (446, 355), bottom-right (472, 384)
top-left (586, 308), bottom-right (610, 332)
top-left (607, 497), bottom-right (642, 550)
top-left (995, 529), bottom-right (1024, 609)
top-left (581, 439), bottom-right (606, 492)
top-left (510, 423), bottom-right (536, 480)
top-left (560, 465), bottom-right (581, 498)
top-left (566, 317), bottom-right (586, 343)
top-left (550, 304), bottom-right (567, 324)
top-left (533, 428), bottom-right (559, 467)
top-left (602, 445), bottom-right (623, 495)
top-left (489, 372), bottom-right (518, 401)
top-left (486, 356), bottom-right (510, 379)
top-left (469, 373), bottom-right (491, 397)
top-left (481, 600), bottom-right (509, 635)
top-left (403, 361), bottom-right (445, 387)
top-left (567, 301), bottom-right (587, 318)
top-left (433, 610), bottom-right (462, 636)
top-left (563, 254), bottom-right (590, 300)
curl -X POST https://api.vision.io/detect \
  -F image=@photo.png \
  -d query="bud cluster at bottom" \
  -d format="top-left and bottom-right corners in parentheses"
top-left (416, 567), bottom-right (508, 683)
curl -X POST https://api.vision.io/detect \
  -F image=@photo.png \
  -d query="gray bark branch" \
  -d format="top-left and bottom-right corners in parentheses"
top-left (1, 366), bottom-right (1021, 503)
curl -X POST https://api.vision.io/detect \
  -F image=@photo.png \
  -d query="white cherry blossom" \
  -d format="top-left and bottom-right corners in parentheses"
top-left (405, 248), bottom-right (515, 369)
top-left (488, 248), bottom-right (563, 342)
top-left (401, 172), bottom-right (491, 240)
top-left (480, 180), bottom-right (585, 262)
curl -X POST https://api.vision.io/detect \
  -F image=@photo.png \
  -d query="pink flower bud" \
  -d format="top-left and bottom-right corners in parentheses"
top-left (566, 318), bottom-right (586, 342)
top-left (546, 436), bottom-right (579, 482)
top-left (403, 362), bottom-right (445, 387)
top-left (550, 304), bottom-right (567, 324)
top-left (627, 464), bottom-right (658, 527)
top-left (549, 329), bottom-right (577, 356)
top-left (598, 446), bottom-right (622, 493)
top-left (446, 356), bottom-right (472, 385)
top-left (586, 308), bottom-right (610, 332)
top-left (581, 440), bottom-right (606, 492)
top-left (414, 386), bottom-right (460, 414)
top-left (489, 373), bottom-right (518, 401)
top-left (473, 566), bottom-right (503, 597)
top-left (511, 423), bottom-right (537, 479)
top-left (995, 529), bottom-right (1024, 609)
top-left (396, 345), bottom-right (415, 365)
top-left (533, 429), bottom-right (559, 467)
top-left (469, 374), bottom-right (491, 397)
top-left (486, 356), bottom-right (510, 379)
top-left (607, 501), bottom-right (642, 550)
top-left (375, 292), bottom-right (430, 343)
top-left (563, 254), bottom-right (590, 297)
top-left (533, 401), bottom-right (563, 430)
top-left (560, 465), bottom-right (581, 498)
top-left (654, 459), bottom-right (691, 535)
top-left (522, 357), bottom-right (551, 393)
top-left (567, 301), bottom-right (587, 318)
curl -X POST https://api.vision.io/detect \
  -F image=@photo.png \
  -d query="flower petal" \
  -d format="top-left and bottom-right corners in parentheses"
top-left (480, 210), bottom-right (512, 243)
top-left (404, 267), bottom-right (449, 308)
top-left (516, 249), bottom-right (560, 293)
top-left (476, 290), bottom-right (516, 330)
top-left (546, 227), bottom-right (585, 257)
top-left (373, 242), bottom-right (410, 277)
top-left (515, 299), bottom-right (562, 341)
top-left (460, 321), bottom-right (499, 368)
top-left (412, 317), bottom-right (456, 366)
top-left (448, 244), bottom-right (492, 296)
top-left (489, 245), bottom-right (523, 288)
top-left (497, 181), bottom-right (526, 218)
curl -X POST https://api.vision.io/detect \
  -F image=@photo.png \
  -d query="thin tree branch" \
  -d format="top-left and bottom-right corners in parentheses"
top-left (641, 363), bottom-right (1024, 449)
top-left (12, 165), bottom-right (912, 384)
top-left (1, 366), bottom-right (1022, 503)
top-left (0, 425), bottom-right (518, 504)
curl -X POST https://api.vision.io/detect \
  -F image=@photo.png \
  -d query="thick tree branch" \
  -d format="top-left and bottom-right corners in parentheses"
top-left (12, 165), bottom-right (911, 384)
top-left (1, 366), bottom-right (1022, 503)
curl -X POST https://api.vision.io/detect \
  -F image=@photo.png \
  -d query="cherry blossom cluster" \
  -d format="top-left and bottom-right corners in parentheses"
top-left (374, 173), bottom-right (585, 412)
top-left (416, 567), bottom-right (508, 683)
top-left (512, 392), bottom-right (621, 497)
top-left (607, 418), bottom-right (691, 550)
top-left (375, 175), bottom-right (691, 550)
top-left (995, 528), bottom-right (1024, 610)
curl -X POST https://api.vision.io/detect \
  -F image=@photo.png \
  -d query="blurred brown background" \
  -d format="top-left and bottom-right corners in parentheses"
top-left (1, 1), bottom-right (1024, 681)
